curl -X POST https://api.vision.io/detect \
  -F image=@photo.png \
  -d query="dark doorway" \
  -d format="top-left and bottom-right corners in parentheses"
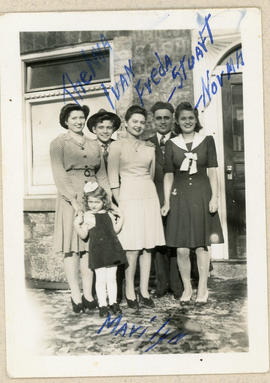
top-left (222, 73), bottom-right (246, 259)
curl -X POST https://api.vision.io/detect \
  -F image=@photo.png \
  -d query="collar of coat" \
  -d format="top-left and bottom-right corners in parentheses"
top-left (171, 133), bottom-right (206, 151)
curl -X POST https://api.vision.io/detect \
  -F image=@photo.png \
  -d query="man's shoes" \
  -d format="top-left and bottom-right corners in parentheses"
top-left (153, 290), bottom-right (168, 298)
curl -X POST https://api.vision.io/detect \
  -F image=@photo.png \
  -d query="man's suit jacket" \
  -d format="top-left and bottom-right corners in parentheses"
top-left (149, 132), bottom-right (176, 207)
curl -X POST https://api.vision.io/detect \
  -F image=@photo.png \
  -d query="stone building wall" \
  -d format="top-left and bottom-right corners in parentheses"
top-left (22, 30), bottom-right (193, 284)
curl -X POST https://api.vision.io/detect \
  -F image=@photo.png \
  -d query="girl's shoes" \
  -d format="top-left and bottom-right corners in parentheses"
top-left (99, 306), bottom-right (109, 318)
top-left (195, 290), bottom-right (209, 305)
top-left (109, 303), bottom-right (122, 315)
top-left (125, 296), bottom-right (139, 309)
top-left (82, 295), bottom-right (97, 311)
top-left (138, 292), bottom-right (155, 308)
top-left (71, 297), bottom-right (85, 314)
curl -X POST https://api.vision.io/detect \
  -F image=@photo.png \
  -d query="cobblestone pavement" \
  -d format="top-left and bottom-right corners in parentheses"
top-left (27, 272), bottom-right (248, 356)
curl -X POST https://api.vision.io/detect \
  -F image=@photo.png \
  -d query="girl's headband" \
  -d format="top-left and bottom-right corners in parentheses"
top-left (84, 181), bottom-right (99, 193)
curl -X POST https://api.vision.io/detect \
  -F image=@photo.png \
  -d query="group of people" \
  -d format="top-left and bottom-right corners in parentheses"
top-left (50, 100), bottom-right (224, 317)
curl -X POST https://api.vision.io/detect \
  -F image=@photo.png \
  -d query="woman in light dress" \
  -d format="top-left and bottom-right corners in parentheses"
top-left (108, 105), bottom-right (165, 308)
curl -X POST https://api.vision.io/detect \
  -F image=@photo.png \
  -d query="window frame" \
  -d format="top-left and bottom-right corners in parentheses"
top-left (25, 48), bottom-right (111, 93)
top-left (22, 40), bottom-right (114, 210)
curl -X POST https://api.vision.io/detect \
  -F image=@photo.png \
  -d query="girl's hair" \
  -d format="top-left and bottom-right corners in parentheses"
top-left (83, 185), bottom-right (111, 211)
top-left (174, 102), bottom-right (203, 134)
top-left (125, 105), bottom-right (147, 122)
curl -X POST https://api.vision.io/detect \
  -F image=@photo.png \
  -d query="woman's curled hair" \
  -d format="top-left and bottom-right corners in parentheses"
top-left (174, 101), bottom-right (203, 134)
top-left (125, 105), bottom-right (147, 122)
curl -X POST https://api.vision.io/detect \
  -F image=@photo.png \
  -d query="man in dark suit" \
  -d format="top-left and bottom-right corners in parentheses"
top-left (149, 102), bottom-right (184, 299)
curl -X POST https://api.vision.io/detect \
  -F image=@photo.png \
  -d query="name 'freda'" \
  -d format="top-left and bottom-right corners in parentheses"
top-left (62, 14), bottom-right (214, 110)
top-left (102, 13), bottom-right (214, 109)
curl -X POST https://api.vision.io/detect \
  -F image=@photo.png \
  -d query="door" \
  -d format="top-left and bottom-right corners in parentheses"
top-left (222, 73), bottom-right (246, 259)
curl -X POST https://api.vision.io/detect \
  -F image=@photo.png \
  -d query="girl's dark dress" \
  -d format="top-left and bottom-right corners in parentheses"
top-left (164, 134), bottom-right (224, 248)
top-left (88, 212), bottom-right (127, 270)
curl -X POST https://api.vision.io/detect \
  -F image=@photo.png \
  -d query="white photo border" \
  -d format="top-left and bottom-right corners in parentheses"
top-left (0, 8), bottom-right (268, 378)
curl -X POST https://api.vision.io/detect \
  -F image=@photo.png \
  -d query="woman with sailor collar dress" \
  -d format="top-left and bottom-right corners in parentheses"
top-left (50, 103), bottom-right (110, 314)
top-left (161, 102), bottom-right (224, 305)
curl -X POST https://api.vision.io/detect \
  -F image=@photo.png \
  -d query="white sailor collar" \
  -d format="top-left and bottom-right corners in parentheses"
top-left (171, 132), bottom-right (206, 152)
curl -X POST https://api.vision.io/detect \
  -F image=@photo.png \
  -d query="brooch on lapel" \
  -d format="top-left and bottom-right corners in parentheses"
top-left (171, 188), bottom-right (177, 196)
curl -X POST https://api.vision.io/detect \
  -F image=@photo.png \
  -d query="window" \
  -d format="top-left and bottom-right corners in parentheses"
top-left (22, 40), bottom-right (113, 204)
top-left (26, 50), bottom-right (110, 92)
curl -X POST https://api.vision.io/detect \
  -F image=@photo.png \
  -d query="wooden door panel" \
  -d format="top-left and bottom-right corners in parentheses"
top-left (222, 74), bottom-right (246, 258)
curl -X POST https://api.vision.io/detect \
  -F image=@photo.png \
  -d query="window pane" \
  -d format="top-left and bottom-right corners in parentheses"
top-left (231, 84), bottom-right (244, 152)
top-left (30, 92), bottom-right (114, 189)
top-left (27, 50), bottom-right (110, 91)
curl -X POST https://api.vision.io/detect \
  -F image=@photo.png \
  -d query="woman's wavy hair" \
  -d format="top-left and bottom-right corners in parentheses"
top-left (174, 102), bottom-right (203, 134)
top-left (83, 185), bottom-right (111, 211)
top-left (125, 105), bottom-right (147, 122)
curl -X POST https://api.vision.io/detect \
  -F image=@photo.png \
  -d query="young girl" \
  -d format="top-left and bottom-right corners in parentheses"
top-left (74, 181), bottom-right (126, 317)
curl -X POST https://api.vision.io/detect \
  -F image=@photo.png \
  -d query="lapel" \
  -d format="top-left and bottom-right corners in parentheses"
top-left (149, 134), bottom-right (162, 159)
top-left (149, 134), bottom-right (158, 146)
top-left (154, 134), bottom-right (163, 158)
top-left (171, 133), bottom-right (206, 152)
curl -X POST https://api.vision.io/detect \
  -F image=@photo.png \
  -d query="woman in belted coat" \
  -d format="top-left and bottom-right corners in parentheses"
top-left (50, 103), bottom-right (110, 313)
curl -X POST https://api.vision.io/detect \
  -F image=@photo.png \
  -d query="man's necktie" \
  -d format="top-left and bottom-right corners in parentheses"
top-left (102, 144), bottom-right (109, 170)
top-left (160, 135), bottom-right (166, 155)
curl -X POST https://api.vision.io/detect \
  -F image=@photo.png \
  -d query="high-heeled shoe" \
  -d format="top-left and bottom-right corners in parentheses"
top-left (138, 292), bottom-right (155, 308)
top-left (180, 290), bottom-right (193, 306)
top-left (71, 297), bottom-right (85, 313)
top-left (195, 290), bottom-right (209, 305)
top-left (82, 295), bottom-right (97, 311)
top-left (125, 296), bottom-right (139, 309)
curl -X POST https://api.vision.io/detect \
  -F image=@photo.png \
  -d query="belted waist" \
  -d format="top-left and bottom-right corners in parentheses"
top-left (67, 167), bottom-right (96, 177)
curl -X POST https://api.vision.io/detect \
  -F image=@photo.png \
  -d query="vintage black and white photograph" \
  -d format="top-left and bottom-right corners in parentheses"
top-left (0, 8), bottom-right (268, 378)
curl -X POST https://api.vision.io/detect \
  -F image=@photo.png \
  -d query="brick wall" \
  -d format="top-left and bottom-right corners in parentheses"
top-left (22, 30), bottom-right (193, 283)
top-left (24, 213), bottom-right (65, 282)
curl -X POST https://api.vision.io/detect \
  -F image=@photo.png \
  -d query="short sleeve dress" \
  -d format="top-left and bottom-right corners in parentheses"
top-left (164, 133), bottom-right (224, 248)
top-left (107, 138), bottom-right (165, 251)
top-left (50, 132), bottom-right (109, 254)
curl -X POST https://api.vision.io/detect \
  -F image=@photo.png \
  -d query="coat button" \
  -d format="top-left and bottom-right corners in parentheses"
top-left (83, 155), bottom-right (87, 158)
